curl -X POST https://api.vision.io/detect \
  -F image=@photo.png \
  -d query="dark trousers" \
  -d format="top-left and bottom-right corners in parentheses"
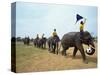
top-left (80, 30), bottom-right (83, 39)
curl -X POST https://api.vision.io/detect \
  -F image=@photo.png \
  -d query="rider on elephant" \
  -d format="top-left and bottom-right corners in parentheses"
top-left (36, 34), bottom-right (39, 40)
top-left (80, 18), bottom-right (86, 39)
top-left (52, 29), bottom-right (60, 46)
top-left (42, 33), bottom-right (45, 39)
top-left (52, 29), bottom-right (57, 37)
top-left (52, 29), bottom-right (60, 41)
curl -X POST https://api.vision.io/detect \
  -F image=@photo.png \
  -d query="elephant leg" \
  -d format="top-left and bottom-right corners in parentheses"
top-left (42, 43), bottom-right (43, 48)
top-left (64, 48), bottom-right (67, 56)
top-left (48, 43), bottom-right (50, 51)
top-left (49, 43), bottom-right (52, 52)
top-left (61, 44), bottom-right (64, 55)
top-left (48, 42), bottom-right (51, 52)
top-left (50, 43), bottom-right (53, 53)
top-left (62, 44), bottom-right (69, 56)
top-left (55, 44), bottom-right (57, 54)
top-left (44, 43), bottom-right (46, 49)
top-left (53, 44), bottom-right (56, 54)
top-left (48, 43), bottom-right (51, 51)
top-left (73, 47), bottom-right (78, 58)
top-left (51, 45), bottom-right (54, 53)
top-left (61, 49), bottom-right (64, 56)
top-left (76, 44), bottom-right (88, 64)
top-left (42, 43), bottom-right (44, 48)
top-left (56, 42), bottom-right (59, 55)
top-left (62, 47), bottom-right (68, 56)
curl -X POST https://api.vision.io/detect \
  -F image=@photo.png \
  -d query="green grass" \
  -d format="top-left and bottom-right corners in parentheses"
top-left (16, 42), bottom-right (46, 66)
top-left (15, 42), bottom-right (97, 73)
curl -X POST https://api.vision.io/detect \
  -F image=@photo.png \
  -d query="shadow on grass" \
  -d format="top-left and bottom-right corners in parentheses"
top-left (87, 56), bottom-right (97, 63)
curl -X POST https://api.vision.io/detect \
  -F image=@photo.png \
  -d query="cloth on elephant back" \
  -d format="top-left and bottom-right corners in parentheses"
top-left (53, 36), bottom-right (60, 42)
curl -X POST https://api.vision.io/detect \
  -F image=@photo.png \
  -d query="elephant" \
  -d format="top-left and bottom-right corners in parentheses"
top-left (47, 37), bottom-right (54, 52)
top-left (33, 38), bottom-right (39, 47)
top-left (37, 38), bottom-right (47, 48)
top-left (40, 37), bottom-right (47, 49)
top-left (23, 37), bottom-right (30, 45)
top-left (33, 37), bottom-right (47, 49)
top-left (47, 36), bottom-right (60, 54)
top-left (61, 31), bottom-right (95, 64)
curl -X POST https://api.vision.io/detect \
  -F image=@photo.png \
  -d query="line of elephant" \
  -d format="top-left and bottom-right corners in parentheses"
top-left (23, 31), bottom-right (95, 64)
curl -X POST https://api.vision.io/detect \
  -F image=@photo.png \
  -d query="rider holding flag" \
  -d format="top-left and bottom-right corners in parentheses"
top-left (76, 14), bottom-right (86, 39)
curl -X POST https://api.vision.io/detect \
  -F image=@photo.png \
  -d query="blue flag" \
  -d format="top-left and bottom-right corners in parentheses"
top-left (76, 14), bottom-right (83, 24)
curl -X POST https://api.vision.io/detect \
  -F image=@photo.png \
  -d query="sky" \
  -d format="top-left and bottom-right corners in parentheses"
top-left (15, 2), bottom-right (97, 39)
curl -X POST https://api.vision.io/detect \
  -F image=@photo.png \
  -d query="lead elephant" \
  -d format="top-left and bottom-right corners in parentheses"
top-left (61, 31), bottom-right (95, 64)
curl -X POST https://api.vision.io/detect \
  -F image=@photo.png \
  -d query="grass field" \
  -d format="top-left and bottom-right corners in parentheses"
top-left (16, 42), bottom-right (97, 73)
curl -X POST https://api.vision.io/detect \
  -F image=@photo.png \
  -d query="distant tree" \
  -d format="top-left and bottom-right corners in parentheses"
top-left (16, 37), bottom-right (22, 42)
top-left (92, 36), bottom-right (97, 42)
top-left (30, 38), bottom-right (34, 42)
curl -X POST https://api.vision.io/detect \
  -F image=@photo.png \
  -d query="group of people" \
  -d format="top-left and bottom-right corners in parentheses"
top-left (36, 28), bottom-right (59, 42)
top-left (52, 18), bottom-right (86, 41)
top-left (35, 33), bottom-right (45, 40)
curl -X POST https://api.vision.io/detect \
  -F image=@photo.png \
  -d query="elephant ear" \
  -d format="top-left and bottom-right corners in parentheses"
top-left (83, 31), bottom-right (92, 40)
top-left (84, 31), bottom-right (91, 36)
top-left (75, 39), bottom-right (83, 47)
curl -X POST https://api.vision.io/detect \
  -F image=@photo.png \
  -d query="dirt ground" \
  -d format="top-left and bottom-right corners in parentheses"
top-left (16, 42), bottom-right (97, 73)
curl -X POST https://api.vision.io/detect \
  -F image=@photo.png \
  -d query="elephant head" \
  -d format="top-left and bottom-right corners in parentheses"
top-left (82, 31), bottom-right (95, 48)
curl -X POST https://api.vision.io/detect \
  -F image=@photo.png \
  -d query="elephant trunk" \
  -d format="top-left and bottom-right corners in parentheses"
top-left (89, 41), bottom-right (95, 48)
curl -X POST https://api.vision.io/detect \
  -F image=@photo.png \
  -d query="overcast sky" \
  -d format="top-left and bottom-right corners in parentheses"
top-left (15, 2), bottom-right (97, 39)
